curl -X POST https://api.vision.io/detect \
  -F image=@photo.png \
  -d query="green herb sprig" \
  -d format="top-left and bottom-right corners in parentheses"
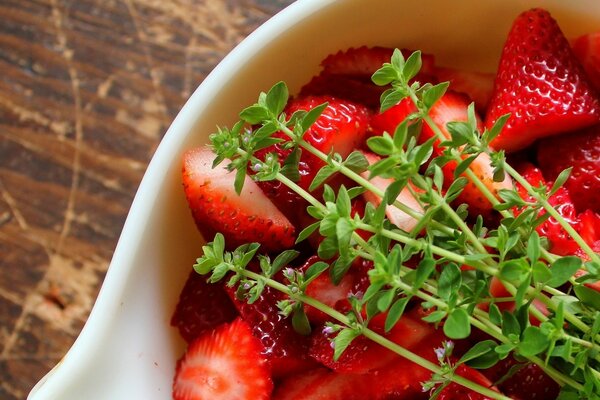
top-left (196, 49), bottom-right (600, 399)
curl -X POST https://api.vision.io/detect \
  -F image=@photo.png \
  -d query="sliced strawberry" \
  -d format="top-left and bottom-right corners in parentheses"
top-left (434, 67), bottom-right (495, 112)
top-left (485, 8), bottom-right (600, 152)
top-left (226, 284), bottom-right (317, 379)
top-left (172, 318), bottom-right (272, 400)
top-left (537, 124), bottom-right (600, 212)
top-left (300, 74), bottom-right (386, 110)
top-left (309, 312), bottom-right (434, 374)
top-left (483, 356), bottom-right (559, 400)
top-left (273, 368), bottom-right (373, 400)
top-left (255, 96), bottom-right (370, 222)
top-left (437, 364), bottom-right (497, 400)
top-left (360, 151), bottom-right (424, 232)
top-left (320, 46), bottom-right (436, 78)
top-left (515, 163), bottom-right (581, 256)
top-left (370, 93), bottom-right (512, 217)
top-left (182, 146), bottom-right (295, 252)
top-left (572, 31), bottom-right (600, 91)
top-left (171, 271), bottom-right (238, 343)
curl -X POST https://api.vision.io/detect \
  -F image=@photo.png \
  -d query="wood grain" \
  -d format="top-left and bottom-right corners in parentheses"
top-left (0, 0), bottom-right (294, 397)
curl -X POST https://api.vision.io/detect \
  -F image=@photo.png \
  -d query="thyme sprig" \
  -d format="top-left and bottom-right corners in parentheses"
top-left (197, 49), bottom-right (600, 399)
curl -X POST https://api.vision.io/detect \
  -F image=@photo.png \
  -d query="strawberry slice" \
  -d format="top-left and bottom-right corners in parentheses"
top-left (171, 271), bottom-right (238, 343)
top-left (320, 46), bottom-right (436, 78)
top-left (537, 124), bottom-right (600, 212)
top-left (182, 146), bottom-right (295, 252)
top-left (572, 31), bottom-right (600, 92)
top-left (515, 163), bottom-right (581, 256)
top-left (273, 368), bottom-right (373, 400)
top-left (370, 92), bottom-right (512, 217)
top-left (434, 67), bottom-right (495, 112)
top-left (172, 318), bottom-right (273, 400)
top-left (485, 8), bottom-right (600, 152)
top-left (360, 151), bottom-right (424, 232)
top-left (226, 284), bottom-right (317, 379)
top-left (254, 96), bottom-right (370, 222)
top-left (309, 312), bottom-right (434, 374)
top-left (483, 357), bottom-right (559, 400)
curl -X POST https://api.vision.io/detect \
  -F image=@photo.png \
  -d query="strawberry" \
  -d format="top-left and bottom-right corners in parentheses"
top-left (370, 93), bottom-right (512, 217)
top-left (300, 47), bottom-right (436, 109)
top-left (360, 151), bottom-right (424, 232)
top-left (537, 124), bottom-right (600, 212)
top-left (255, 96), bottom-right (370, 222)
top-left (483, 357), bottom-right (559, 400)
top-left (172, 318), bottom-right (272, 400)
top-left (171, 271), bottom-right (238, 343)
top-left (437, 364), bottom-right (497, 400)
top-left (309, 312), bottom-right (434, 374)
top-left (320, 46), bottom-right (436, 78)
top-left (226, 284), bottom-right (317, 379)
top-left (434, 67), bottom-right (495, 112)
top-left (273, 368), bottom-right (373, 400)
top-left (182, 146), bottom-right (295, 252)
top-left (572, 31), bottom-right (600, 91)
top-left (515, 163), bottom-right (581, 256)
top-left (485, 8), bottom-right (600, 152)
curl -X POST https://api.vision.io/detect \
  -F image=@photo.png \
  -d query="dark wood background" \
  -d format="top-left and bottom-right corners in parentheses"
top-left (0, 0), bottom-right (294, 397)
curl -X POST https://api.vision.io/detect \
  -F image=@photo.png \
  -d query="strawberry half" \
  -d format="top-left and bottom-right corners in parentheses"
top-left (537, 124), bottom-right (600, 212)
top-left (226, 284), bottom-right (317, 379)
top-left (171, 271), bottom-right (238, 343)
top-left (254, 96), bottom-right (370, 222)
top-left (572, 31), bottom-right (600, 92)
top-left (485, 8), bottom-right (600, 152)
top-left (172, 318), bottom-right (273, 400)
top-left (182, 146), bottom-right (296, 252)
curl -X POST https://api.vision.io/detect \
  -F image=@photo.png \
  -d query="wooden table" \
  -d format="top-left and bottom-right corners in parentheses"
top-left (0, 1), bottom-right (294, 397)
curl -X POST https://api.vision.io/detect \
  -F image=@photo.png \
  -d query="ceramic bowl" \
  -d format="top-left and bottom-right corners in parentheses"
top-left (28, 0), bottom-right (600, 398)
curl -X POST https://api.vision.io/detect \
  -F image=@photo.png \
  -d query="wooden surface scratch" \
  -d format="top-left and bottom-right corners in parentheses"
top-left (0, 0), bottom-right (294, 398)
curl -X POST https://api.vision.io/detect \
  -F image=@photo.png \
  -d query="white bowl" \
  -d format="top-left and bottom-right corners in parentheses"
top-left (28, 0), bottom-right (600, 399)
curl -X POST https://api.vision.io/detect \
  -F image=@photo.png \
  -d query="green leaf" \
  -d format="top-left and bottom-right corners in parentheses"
top-left (454, 155), bottom-right (478, 178)
top-left (483, 113), bottom-right (510, 144)
top-left (532, 261), bottom-right (552, 284)
top-left (304, 261), bottom-right (329, 285)
top-left (444, 308), bottom-right (471, 339)
top-left (422, 309), bottom-right (447, 323)
top-left (459, 340), bottom-right (497, 365)
top-left (271, 250), bottom-right (300, 276)
top-left (310, 165), bottom-right (337, 191)
top-left (574, 285), bottom-right (600, 309)
top-left (301, 103), bottom-right (328, 133)
top-left (234, 167), bottom-right (247, 195)
top-left (380, 89), bottom-right (407, 112)
top-left (549, 167), bottom-right (572, 196)
top-left (438, 263), bottom-right (462, 301)
top-left (341, 152), bottom-right (369, 174)
top-left (547, 256), bottom-right (582, 288)
top-left (527, 232), bottom-right (541, 263)
top-left (488, 303), bottom-right (502, 326)
top-left (372, 64), bottom-right (399, 86)
top-left (499, 258), bottom-right (529, 284)
top-left (385, 297), bottom-right (410, 332)
top-left (296, 221), bottom-right (320, 244)
top-left (384, 180), bottom-right (406, 205)
top-left (281, 147), bottom-right (301, 182)
top-left (445, 177), bottom-right (468, 202)
top-left (446, 121), bottom-right (472, 147)
top-left (391, 48), bottom-right (405, 70)
top-left (377, 288), bottom-right (396, 312)
top-left (518, 326), bottom-right (550, 357)
top-left (402, 50), bottom-right (422, 81)
top-left (422, 81), bottom-right (449, 110)
top-left (501, 311), bottom-right (521, 337)
top-left (265, 81), bottom-right (288, 116)
top-left (333, 328), bottom-right (360, 361)
top-left (415, 257), bottom-right (436, 290)
top-left (291, 305), bottom-right (311, 336)
top-left (366, 135), bottom-right (394, 156)
top-left (240, 104), bottom-right (269, 124)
